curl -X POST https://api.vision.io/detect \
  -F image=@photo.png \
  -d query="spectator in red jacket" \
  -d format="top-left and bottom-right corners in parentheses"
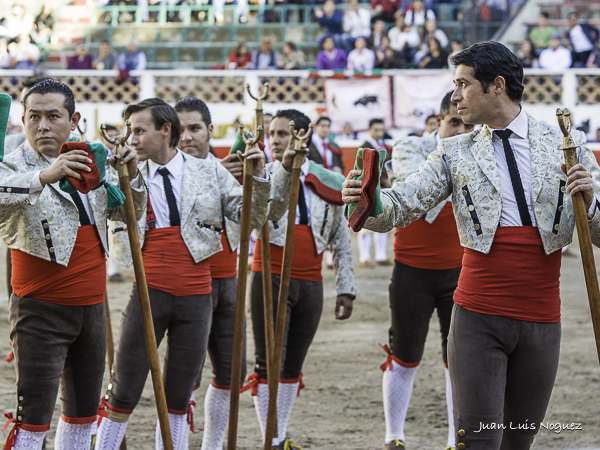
top-left (371, 0), bottom-right (401, 23)
top-left (226, 42), bottom-right (252, 69)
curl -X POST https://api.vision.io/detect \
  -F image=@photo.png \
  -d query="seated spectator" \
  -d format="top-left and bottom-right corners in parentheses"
top-left (375, 36), bottom-right (404, 68)
top-left (348, 37), bottom-right (376, 71)
top-left (538, 35), bottom-right (572, 70)
top-left (4, 3), bottom-right (34, 41)
top-left (423, 20), bottom-right (448, 50)
top-left (388, 15), bottom-right (420, 61)
top-left (529, 13), bottom-right (556, 50)
top-left (0, 38), bottom-right (11, 69)
top-left (568, 12), bottom-right (599, 67)
top-left (517, 39), bottom-right (538, 68)
top-left (316, 36), bottom-right (348, 70)
top-left (404, 0), bottom-right (435, 27)
top-left (8, 33), bottom-right (40, 70)
top-left (448, 39), bottom-right (463, 68)
top-left (418, 37), bottom-right (448, 68)
top-left (315, 0), bottom-right (344, 50)
top-left (251, 37), bottom-right (279, 70)
top-left (227, 42), bottom-right (252, 69)
top-left (118, 39), bottom-right (147, 71)
top-left (278, 41), bottom-right (305, 70)
top-left (368, 19), bottom-right (388, 50)
top-left (370, 0), bottom-right (401, 23)
top-left (33, 1), bottom-right (54, 44)
top-left (93, 41), bottom-right (119, 70)
top-left (338, 122), bottom-right (358, 140)
top-left (343, 0), bottom-right (372, 52)
top-left (67, 44), bottom-right (93, 70)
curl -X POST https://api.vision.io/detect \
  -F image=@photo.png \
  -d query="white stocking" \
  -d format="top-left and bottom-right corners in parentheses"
top-left (252, 382), bottom-right (279, 447)
top-left (12, 429), bottom-right (46, 450)
top-left (201, 385), bottom-right (230, 450)
top-left (358, 231), bottom-right (372, 263)
top-left (54, 417), bottom-right (93, 450)
top-left (276, 382), bottom-right (299, 443)
top-left (155, 413), bottom-right (188, 450)
top-left (95, 418), bottom-right (128, 450)
top-left (382, 360), bottom-right (418, 444)
top-left (445, 367), bottom-right (456, 447)
top-left (182, 391), bottom-right (194, 450)
top-left (374, 232), bottom-right (389, 262)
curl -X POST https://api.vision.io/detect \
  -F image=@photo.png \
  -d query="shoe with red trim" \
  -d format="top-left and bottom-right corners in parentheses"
top-left (383, 437), bottom-right (406, 449)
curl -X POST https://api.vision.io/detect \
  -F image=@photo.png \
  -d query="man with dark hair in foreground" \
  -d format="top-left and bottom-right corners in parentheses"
top-left (342, 41), bottom-right (600, 449)
top-left (0, 79), bottom-right (144, 450)
top-left (381, 91), bottom-right (473, 450)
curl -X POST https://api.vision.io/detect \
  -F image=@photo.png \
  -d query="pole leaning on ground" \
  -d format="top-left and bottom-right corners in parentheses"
top-left (557, 108), bottom-right (600, 366)
top-left (227, 126), bottom-right (263, 450)
top-left (100, 122), bottom-right (174, 450)
top-left (246, 82), bottom-right (277, 394)
top-left (263, 121), bottom-right (313, 450)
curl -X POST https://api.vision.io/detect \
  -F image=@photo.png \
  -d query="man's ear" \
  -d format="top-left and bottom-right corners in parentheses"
top-left (208, 123), bottom-right (214, 140)
top-left (162, 122), bottom-right (172, 140)
top-left (436, 114), bottom-right (442, 127)
top-left (494, 76), bottom-right (506, 96)
top-left (71, 111), bottom-right (81, 132)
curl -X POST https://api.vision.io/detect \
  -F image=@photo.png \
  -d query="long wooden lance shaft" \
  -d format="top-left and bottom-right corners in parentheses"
top-left (102, 123), bottom-right (173, 450)
top-left (263, 122), bottom-right (312, 450)
top-left (227, 129), bottom-right (261, 450)
top-left (246, 82), bottom-right (277, 399)
top-left (104, 291), bottom-right (115, 371)
top-left (557, 109), bottom-right (600, 366)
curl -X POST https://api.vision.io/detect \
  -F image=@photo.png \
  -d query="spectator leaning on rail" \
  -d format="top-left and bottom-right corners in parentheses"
top-left (117, 39), bottom-right (147, 71)
top-left (251, 37), bottom-right (280, 70)
top-left (278, 41), bottom-right (305, 70)
top-left (316, 36), bottom-right (348, 70)
top-left (539, 34), bottom-right (572, 70)
top-left (529, 12), bottom-right (556, 50)
top-left (348, 37), bottom-right (376, 72)
top-left (93, 41), bottom-right (118, 70)
top-left (568, 12), bottom-right (599, 67)
top-left (67, 43), bottom-right (93, 70)
top-left (226, 42), bottom-right (252, 70)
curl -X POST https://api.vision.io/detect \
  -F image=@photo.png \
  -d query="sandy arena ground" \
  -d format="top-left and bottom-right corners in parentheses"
top-left (0, 235), bottom-right (599, 449)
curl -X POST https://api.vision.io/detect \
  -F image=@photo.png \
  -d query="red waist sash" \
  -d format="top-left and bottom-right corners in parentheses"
top-left (142, 226), bottom-right (211, 296)
top-left (453, 226), bottom-right (562, 323)
top-left (252, 225), bottom-right (323, 282)
top-left (394, 202), bottom-right (463, 270)
top-left (209, 232), bottom-right (238, 279)
top-left (11, 225), bottom-right (106, 306)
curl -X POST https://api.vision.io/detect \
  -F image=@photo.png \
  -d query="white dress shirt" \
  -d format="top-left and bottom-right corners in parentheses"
top-left (296, 159), bottom-right (312, 226)
top-left (343, 8), bottom-right (372, 38)
top-left (30, 154), bottom-right (95, 226)
top-left (538, 46), bottom-right (572, 70)
top-left (570, 24), bottom-right (594, 53)
top-left (312, 134), bottom-right (334, 168)
top-left (147, 149), bottom-right (185, 229)
top-left (347, 48), bottom-right (376, 71)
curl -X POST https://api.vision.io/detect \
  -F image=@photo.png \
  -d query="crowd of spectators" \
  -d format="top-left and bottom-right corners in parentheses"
top-left (521, 12), bottom-right (600, 68)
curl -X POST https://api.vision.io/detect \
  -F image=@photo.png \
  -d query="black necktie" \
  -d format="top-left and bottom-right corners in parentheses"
top-left (157, 167), bottom-right (180, 227)
top-left (70, 192), bottom-right (91, 226)
top-left (298, 182), bottom-right (309, 225)
top-left (495, 129), bottom-right (533, 227)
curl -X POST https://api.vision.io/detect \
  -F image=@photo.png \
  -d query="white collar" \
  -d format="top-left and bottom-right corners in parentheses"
top-left (488, 108), bottom-right (529, 140)
top-left (148, 149), bottom-right (185, 178)
top-left (301, 158), bottom-right (310, 176)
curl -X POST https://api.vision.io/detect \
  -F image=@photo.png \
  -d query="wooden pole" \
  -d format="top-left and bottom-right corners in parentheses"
top-left (263, 122), bottom-right (312, 450)
top-left (100, 123), bottom-right (173, 450)
top-left (557, 108), bottom-right (600, 366)
top-left (246, 82), bottom-right (277, 402)
top-left (227, 126), bottom-right (263, 450)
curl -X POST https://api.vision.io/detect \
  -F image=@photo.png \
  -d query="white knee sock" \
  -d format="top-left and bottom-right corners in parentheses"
top-left (54, 416), bottom-right (93, 450)
top-left (374, 232), bottom-right (389, 262)
top-left (95, 418), bottom-right (128, 450)
top-left (445, 367), bottom-right (456, 447)
top-left (382, 360), bottom-right (418, 444)
top-left (12, 429), bottom-right (46, 450)
top-left (253, 382), bottom-right (279, 447)
top-left (201, 385), bottom-right (231, 450)
top-left (182, 391), bottom-right (195, 450)
top-left (156, 413), bottom-right (188, 450)
top-left (277, 381), bottom-right (299, 443)
top-left (358, 232), bottom-right (373, 263)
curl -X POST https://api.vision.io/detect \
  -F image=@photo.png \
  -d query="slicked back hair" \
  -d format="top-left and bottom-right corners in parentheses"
top-left (274, 109), bottom-right (313, 145)
top-left (124, 98), bottom-right (181, 149)
top-left (369, 118), bottom-right (385, 129)
top-left (23, 79), bottom-right (76, 117)
top-left (316, 116), bottom-right (331, 126)
top-left (439, 91), bottom-right (455, 119)
top-left (450, 41), bottom-right (524, 103)
top-left (174, 97), bottom-right (212, 128)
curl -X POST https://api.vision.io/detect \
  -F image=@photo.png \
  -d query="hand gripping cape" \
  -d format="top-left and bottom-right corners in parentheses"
top-left (58, 139), bottom-right (126, 209)
top-left (347, 148), bottom-right (386, 232)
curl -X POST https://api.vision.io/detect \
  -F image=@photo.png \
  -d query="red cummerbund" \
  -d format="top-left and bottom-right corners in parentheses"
top-left (11, 225), bottom-right (106, 306)
top-left (453, 226), bottom-right (562, 323)
top-left (252, 225), bottom-right (323, 282)
top-left (394, 202), bottom-right (463, 270)
top-left (209, 231), bottom-right (238, 279)
top-left (142, 226), bottom-right (211, 296)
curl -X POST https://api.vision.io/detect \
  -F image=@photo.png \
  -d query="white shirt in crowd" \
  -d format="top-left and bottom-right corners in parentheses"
top-left (312, 134), bottom-right (334, 168)
top-left (538, 45), bottom-right (572, 70)
top-left (343, 8), bottom-right (372, 38)
top-left (404, 8), bottom-right (435, 27)
top-left (347, 48), bottom-right (376, 71)
top-left (147, 149), bottom-right (185, 229)
top-left (388, 26), bottom-right (421, 52)
top-left (570, 24), bottom-right (594, 53)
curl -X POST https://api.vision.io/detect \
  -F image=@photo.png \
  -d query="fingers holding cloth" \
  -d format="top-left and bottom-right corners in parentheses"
top-left (347, 148), bottom-right (386, 232)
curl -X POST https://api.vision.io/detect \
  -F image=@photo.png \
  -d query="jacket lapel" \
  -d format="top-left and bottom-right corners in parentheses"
top-left (469, 126), bottom-right (502, 193)
top-left (179, 153), bottom-right (197, 226)
top-left (528, 114), bottom-right (553, 201)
